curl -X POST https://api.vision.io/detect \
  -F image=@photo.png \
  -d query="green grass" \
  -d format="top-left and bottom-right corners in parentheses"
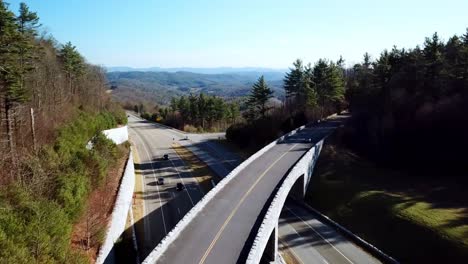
top-left (306, 142), bottom-right (468, 263)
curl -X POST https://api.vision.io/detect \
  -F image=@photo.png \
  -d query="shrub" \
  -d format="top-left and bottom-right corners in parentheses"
top-left (0, 187), bottom-right (73, 263)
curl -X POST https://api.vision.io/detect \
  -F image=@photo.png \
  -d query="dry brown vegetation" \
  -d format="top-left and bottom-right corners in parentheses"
top-left (71, 145), bottom-right (129, 262)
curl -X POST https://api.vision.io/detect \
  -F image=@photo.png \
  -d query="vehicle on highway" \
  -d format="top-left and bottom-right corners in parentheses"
top-left (305, 138), bottom-right (312, 143)
top-left (176, 182), bottom-right (185, 191)
top-left (163, 154), bottom-right (169, 160)
top-left (157, 177), bottom-right (164, 185)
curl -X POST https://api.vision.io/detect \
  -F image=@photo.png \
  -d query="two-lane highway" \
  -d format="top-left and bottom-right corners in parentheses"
top-left (156, 122), bottom-right (341, 264)
top-left (129, 115), bottom-right (205, 258)
top-left (130, 113), bottom-right (383, 264)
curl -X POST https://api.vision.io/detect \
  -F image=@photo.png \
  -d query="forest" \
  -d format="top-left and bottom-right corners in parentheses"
top-left (135, 93), bottom-right (240, 132)
top-left (227, 57), bottom-right (346, 148)
top-left (0, 2), bottom-right (126, 263)
top-left (228, 30), bottom-right (468, 180)
top-left (345, 31), bottom-right (468, 176)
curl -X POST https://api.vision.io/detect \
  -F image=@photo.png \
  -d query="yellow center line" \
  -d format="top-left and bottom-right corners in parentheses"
top-left (198, 143), bottom-right (299, 264)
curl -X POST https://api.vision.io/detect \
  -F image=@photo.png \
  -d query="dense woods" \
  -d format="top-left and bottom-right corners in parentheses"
top-left (345, 31), bottom-right (468, 176)
top-left (0, 2), bottom-right (126, 263)
top-left (228, 29), bottom-right (468, 180)
top-left (227, 58), bottom-right (346, 149)
top-left (137, 93), bottom-right (240, 132)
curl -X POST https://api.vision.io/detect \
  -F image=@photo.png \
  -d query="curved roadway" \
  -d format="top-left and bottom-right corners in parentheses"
top-left (156, 121), bottom-right (343, 264)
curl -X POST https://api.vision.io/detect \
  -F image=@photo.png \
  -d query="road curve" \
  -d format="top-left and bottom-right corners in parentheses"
top-left (155, 121), bottom-right (341, 264)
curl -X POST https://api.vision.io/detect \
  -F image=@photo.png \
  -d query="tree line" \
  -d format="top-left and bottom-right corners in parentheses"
top-left (0, 1), bottom-right (121, 167)
top-left (345, 31), bottom-right (468, 176)
top-left (0, 2), bottom-right (126, 263)
top-left (139, 93), bottom-right (240, 132)
top-left (227, 58), bottom-right (346, 148)
top-left (230, 29), bottom-right (468, 178)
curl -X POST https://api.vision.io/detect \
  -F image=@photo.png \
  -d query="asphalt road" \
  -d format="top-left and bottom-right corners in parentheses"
top-left (130, 114), bottom-right (382, 264)
top-left (128, 115), bottom-right (206, 258)
top-left (156, 119), bottom-right (346, 264)
top-left (279, 200), bottom-right (381, 264)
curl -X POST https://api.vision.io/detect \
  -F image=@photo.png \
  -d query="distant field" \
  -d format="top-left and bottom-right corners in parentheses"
top-left (306, 136), bottom-right (468, 263)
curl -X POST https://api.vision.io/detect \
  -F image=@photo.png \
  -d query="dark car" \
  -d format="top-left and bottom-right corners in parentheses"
top-left (163, 154), bottom-right (169, 160)
top-left (176, 182), bottom-right (185, 191)
top-left (157, 177), bottom-right (164, 185)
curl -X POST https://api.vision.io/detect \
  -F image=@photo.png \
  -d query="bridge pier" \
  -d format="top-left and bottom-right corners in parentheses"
top-left (263, 223), bottom-right (278, 263)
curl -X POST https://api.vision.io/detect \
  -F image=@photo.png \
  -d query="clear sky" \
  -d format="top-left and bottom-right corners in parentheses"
top-left (6, 0), bottom-right (468, 68)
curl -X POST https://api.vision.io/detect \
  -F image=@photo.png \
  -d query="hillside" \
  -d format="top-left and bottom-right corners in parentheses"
top-left (107, 71), bottom-right (285, 105)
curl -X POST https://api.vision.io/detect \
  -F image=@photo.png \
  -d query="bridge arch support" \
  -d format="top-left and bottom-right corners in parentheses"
top-left (248, 140), bottom-right (324, 263)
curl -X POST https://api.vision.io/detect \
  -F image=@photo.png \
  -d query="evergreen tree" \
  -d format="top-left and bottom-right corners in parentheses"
top-left (0, 1), bottom-right (23, 155)
top-left (59, 42), bottom-right (84, 96)
top-left (188, 94), bottom-right (199, 124)
top-left (246, 76), bottom-right (273, 120)
top-left (17, 2), bottom-right (40, 35)
top-left (283, 59), bottom-right (305, 110)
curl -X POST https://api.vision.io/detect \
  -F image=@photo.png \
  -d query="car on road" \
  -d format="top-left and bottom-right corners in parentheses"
top-left (163, 154), bottom-right (169, 160)
top-left (304, 138), bottom-right (312, 143)
top-left (157, 177), bottom-right (164, 185)
top-left (176, 182), bottom-right (185, 191)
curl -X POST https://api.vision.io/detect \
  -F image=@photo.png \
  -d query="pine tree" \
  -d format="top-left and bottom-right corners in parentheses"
top-left (303, 63), bottom-right (318, 108)
top-left (188, 94), bottom-right (199, 124)
top-left (313, 59), bottom-right (345, 117)
top-left (197, 93), bottom-right (207, 128)
top-left (283, 59), bottom-right (304, 111)
top-left (59, 42), bottom-right (85, 97)
top-left (0, 1), bottom-right (23, 157)
top-left (17, 2), bottom-right (40, 35)
top-left (246, 76), bottom-right (273, 120)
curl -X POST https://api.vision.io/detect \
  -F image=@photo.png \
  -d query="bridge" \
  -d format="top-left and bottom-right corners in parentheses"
top-left (140, 116), bottom-right (349, 263)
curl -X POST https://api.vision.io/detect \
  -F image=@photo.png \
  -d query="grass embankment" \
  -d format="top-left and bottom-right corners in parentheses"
top-left (306, 132), bottom-right (468, 263)
top-left (172, 143), bottom-right (220, 193)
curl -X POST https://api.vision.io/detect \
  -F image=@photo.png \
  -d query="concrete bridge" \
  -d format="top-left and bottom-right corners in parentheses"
top-left (141, 117), bottom-right (346, 264)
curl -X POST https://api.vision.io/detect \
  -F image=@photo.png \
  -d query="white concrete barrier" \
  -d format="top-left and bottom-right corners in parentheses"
top-left (142, 124), bottom-right (308, 264)
top-left (246, 140), bottom-right (324, 263)
top-left (102, 126), bottom-right (128, 145)
top-left (96, 150), bottom-right (135, 264)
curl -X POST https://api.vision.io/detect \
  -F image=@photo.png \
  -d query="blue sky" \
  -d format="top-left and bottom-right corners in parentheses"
top-left (6, 0), bottom-right (468, 68)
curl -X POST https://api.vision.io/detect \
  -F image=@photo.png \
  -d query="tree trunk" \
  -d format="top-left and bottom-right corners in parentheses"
top-left (30, 108), bottom-right (37, 152)
top-left (5, 102), bottom-right (16, 165)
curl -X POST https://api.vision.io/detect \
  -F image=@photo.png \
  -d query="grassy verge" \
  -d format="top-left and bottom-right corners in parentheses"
top-left (306, 133), bottom-right (468, 263)
top-left (172, 143), bottom-right (219, 193)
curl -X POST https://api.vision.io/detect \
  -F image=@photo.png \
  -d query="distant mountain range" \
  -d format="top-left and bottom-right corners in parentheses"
top-left (106, 66), bottom-right (287, 75)
top-left (107, 70), bottom-right (286, 105)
